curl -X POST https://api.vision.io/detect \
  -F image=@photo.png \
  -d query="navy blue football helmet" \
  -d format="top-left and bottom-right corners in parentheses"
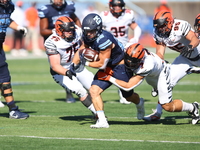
top-left (82, 13), bottom-right (103, 42)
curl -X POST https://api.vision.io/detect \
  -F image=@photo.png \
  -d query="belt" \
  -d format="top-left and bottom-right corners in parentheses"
top-left (188, 55), bottom-right (200, 61)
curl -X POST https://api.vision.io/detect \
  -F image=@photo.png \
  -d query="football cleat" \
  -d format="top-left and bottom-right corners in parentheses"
top-left (186, 67), bottom-right (200, 74)
top-left (151, 88), bottom-right (158, 97)
top-left (143, 109), bottom-right (162, 121)
top-left (90, 119), bottom-right (109, 128)
top-left (66, 97), bottom-right (76, 103)
top-left (136, 98), bottom-right (145, 120)
top-left (9, 108), bottom-right (29, 119)
top-left (190, 102), bottom-right (200, 125)
top-left (0, 100), bottom-right (5, 108)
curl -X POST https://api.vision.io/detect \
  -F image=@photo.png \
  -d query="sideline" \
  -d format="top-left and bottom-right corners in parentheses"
top-left (0, 135), bottom-right (199, 144)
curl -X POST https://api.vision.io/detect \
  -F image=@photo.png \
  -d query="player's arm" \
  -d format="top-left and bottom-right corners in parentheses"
top-left (129, 22), bottom-right (142, 43)
top-left (70, 13), bottom-right (81, 27)
top-left (185, 30), bottom-right (199, 49)
top-left (86, 44), bottom-right (112, 69)
top-left (49, 54), bottom-right (68, 76)
top-left (156, 44), bottom-right (166, 60)
top-left (9, 20), bottom-right (27, 36)
top-left (39, 18), bottom-right (52, 37)
top-left (99, 73), bottom-right (145, 91)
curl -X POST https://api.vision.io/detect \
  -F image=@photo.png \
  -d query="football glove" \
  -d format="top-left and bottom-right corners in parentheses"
top-left (65, 70), bottom-right (75, 80)
top-left (17, 26), bottom-right (27, 36)
top-left (97, 71), bottom-right (111, 81)
top-left (181, 45), bottom-right (193, 57)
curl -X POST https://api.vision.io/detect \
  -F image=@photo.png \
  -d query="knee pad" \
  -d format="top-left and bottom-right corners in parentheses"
top-left (0, 83), bottom-right (13, 97)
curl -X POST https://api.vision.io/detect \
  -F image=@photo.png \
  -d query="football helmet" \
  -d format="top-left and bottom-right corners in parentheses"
top-left (124, 43), bottom-right (145, 71)
top-left (55, 16), bottom-right (75, 42)
top-left (82, 13), bottom-right (103, 42)
top-left (153, 11), bottom-right (174, 38)
top-left (194, 13), bottom-right (200, 33)
top-left (109, 0), bottom-right (125, 17)
top-left (50, 0), bottom-right (66, 10)
top-left (0, 0), bottom-right (10, 7)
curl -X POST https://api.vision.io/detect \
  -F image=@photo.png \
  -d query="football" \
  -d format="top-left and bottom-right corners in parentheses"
top-left (80, 48), bottom-right (100, 62)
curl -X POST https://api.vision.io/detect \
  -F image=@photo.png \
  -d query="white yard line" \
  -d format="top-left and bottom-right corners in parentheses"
top-left (0, 135), bottom-right (199, 144)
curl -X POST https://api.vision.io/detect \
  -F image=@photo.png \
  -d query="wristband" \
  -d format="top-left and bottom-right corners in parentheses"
top-left (85, 61), bottom-right (89, 66)
top-left (109, 76), bottom-right (116, 83)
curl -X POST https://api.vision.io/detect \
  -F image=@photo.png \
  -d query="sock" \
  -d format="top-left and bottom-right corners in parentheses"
top-left (156, 103), bottom-right (163, 114)
top-left (88, 104), bottom-right (96, 115)
top-left (181, 101), bottom-right (193, 112)
top-left (7, 101), bottom-right (17, 111)
top-left (97, 110), bottom-right (107, 122)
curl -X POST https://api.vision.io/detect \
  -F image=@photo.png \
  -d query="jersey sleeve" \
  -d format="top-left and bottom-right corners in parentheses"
top-left (44, 36), bottom-right (59, 55)
top-left (37, 5), bottom-right (49, 19)
top-left (180, 20), bottom-right (191, 37)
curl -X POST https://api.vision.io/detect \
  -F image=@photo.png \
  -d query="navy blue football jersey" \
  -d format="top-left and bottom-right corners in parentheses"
top-left (84, 30), bottom-right (125, 67)
top-left (37, 1), bottom-right (75, 30)
top-left (0, 1), bottom-right (14, 43)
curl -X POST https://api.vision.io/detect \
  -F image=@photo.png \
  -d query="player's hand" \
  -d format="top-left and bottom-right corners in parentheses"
top-left (181, 45), bottom-right (193, 57)
top-left (104, 67), bottom-right (114, 75)
top-left (97, 71), bottom-right (111, 81)
top-left (17, 26), bottom-right (27, 36)
top-left (69, 63), bottom-right (77, 76)
top-left (65, 70), bottom-right (75, 80)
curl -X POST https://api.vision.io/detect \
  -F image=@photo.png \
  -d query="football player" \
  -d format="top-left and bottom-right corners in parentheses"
top-left (143, 11), bottom-right (200, 121)
top-left (72, 13), bottom-right (145, 128)
top-left (0, 0), bottom-right (29, 119)
top-left (38, 0), bottom-right (81, 103)
top-left (100, 0), bottom-right (142, 104)
top-left (44, 16), bottom-right (97, 117)
top-left (97, 43), bottom-right (200, 125)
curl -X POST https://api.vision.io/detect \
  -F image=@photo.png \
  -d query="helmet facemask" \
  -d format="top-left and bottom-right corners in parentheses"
top-left (109, 0), bottom-right (125, 18)
top-left (194, 14), bottom-right (200, 34)
top-left (0, 0), bottom-right (10, 7)
top-left (50, 0), bottom-right (66, 10)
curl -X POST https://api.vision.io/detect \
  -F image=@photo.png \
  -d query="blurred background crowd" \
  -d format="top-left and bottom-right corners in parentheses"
top-left (3, 0), bottom-right (200, 56)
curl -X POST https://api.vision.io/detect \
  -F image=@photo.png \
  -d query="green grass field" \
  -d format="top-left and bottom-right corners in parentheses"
top-left (0, 52), bottom-right (200, 150)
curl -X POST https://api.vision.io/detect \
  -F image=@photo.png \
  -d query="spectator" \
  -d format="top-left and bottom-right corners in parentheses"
top-left (10, 1), bottom-right (27, 57)
top-left (25, 2), bottom-right (43, 56)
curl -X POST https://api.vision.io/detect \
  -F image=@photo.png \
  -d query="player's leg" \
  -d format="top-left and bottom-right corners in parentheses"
top-left (53, 74), bottom-right (96, 114)
top-left (158, 64), bottom-right (199, 124)
top-left (0, 54), bottom-right (29, 119)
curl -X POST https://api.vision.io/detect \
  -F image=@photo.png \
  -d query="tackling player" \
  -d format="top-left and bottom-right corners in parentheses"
top-left (97, 43), bottom-right (200, 125)
top-left (72, 13), bottom-right (145, 128)
top-left (38, 0), bottom-right (81, 103)
top-left (100, 0), bottom-right (142, 104)
top-left (143, 11), bottom-right (200, 121)
top-left (0, 0), bottom-right (29, 119)
top-left (44, 16), bottom-right (96, 117)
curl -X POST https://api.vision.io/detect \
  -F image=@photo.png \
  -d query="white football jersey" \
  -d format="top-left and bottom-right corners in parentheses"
top-left (100, 9), bottom-right (136, 46)
top-left (44, 25), bottom-right (82, 69)
top-left (153, 19), bottom-right (200, 59)
top-left (133, 50), bottom-right (165, 89)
